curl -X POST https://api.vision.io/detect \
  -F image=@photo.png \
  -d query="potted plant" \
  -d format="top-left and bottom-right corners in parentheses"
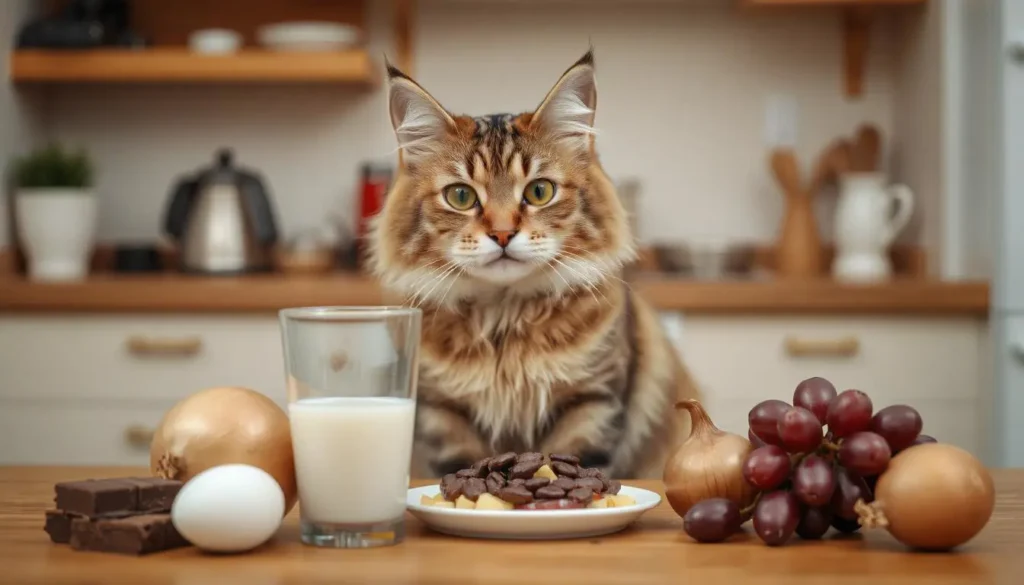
top-left (9, 143), bottom-right (97, 281)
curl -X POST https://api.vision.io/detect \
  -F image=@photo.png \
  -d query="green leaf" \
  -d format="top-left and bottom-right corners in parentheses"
top-left (8, 143), bottom-right (94, 189)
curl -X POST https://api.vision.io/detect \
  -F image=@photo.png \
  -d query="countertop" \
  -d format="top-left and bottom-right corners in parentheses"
top-left (0, 273), bottom-right (991, 315)
top-left (1, 467), bottom-right (1020, 585)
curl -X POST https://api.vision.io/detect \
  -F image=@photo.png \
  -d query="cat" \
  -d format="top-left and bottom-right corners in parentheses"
top-left (368, 50), bottom-right (702, 480)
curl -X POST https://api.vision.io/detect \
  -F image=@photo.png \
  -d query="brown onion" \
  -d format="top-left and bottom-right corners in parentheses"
top-left (663, 399), bottom-right (758, 519)
top-left (855, 443), bottom-right (994, 551)
top-left (150, 386), bottom-right (297, 514)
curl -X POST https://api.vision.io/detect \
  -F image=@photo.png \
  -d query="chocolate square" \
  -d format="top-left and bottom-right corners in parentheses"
top-left (70, 514), bottom-right (188, 555)
top-left (124, 478), bottom-right (182, 512)
top-left (55, 479), bottom-right (138, 517)
top-left (44, 510), bottom-right (76, 544)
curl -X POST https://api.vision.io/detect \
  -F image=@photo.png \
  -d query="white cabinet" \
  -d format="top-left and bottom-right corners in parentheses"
top-left (0, 313), bottom-right (990, 466)
top-left (660, 314), bottom-right (989, 459)
top-left (0, 315), bottom-right (284, 465)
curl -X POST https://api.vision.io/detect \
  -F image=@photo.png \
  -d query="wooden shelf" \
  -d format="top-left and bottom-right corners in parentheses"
top-left (9, 49), bottom-right (378, 85)
top-left (742, 0), bottom-right (925, 5)
top-left (0, 273), bottom-right (990, 316)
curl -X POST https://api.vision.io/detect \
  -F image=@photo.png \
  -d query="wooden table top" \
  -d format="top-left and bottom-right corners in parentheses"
top-left (3, 467), bottom-right (1021, 585)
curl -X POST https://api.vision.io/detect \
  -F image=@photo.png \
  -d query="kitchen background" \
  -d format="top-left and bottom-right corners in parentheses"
top-left (0, 0), bottom-right (1018, 472)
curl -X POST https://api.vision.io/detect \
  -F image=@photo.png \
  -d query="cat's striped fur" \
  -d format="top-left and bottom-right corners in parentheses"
top-left (370, 50), bottom-right (701, 479)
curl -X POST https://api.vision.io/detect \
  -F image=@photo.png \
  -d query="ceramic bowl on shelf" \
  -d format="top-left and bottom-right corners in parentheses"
top-left (256, 22), bottom-right (361, 52)
top-left (188, 29), bottom-right (242, 54)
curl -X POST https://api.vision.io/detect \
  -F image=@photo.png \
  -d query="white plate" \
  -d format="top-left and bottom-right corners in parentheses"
top-left (406, 485), bottom-right (661, 540)
top-left (257, 22), bottom-right (360, 52)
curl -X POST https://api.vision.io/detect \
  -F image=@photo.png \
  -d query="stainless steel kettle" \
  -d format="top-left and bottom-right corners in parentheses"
top-left (162, 149), bottom-right (279, 274)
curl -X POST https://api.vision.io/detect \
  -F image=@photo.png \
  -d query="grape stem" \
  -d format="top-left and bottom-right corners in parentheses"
top-left (821, 439), bottom-right (842, 453)
top-left (740, 491), bottom-right (762, 517)
top-left (854, 498), bottom-right (887, 529)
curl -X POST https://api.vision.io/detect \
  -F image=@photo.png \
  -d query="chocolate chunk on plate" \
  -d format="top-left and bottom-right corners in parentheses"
top-left (549, 453), bottom-right (580, 465)
top-left (498, 485), bottom-right (534, 506)
top-left (524, 477), bottom-right (550, 492)
top-left (508, 459), bottom-right (543, 480)
top-left (488, 452), bottom-right (517, 471)
top-left (534, 485), bottom-right (566, 500)
top-left (550, 461), bottom-right (579, 478)
top-left (440, 474), bottom-right (466, 501)
top-left (552, 477), bottom-right (577, 491)
top-left (70, 514), bottom-right (188, 556)
top-left (462, 478), bottom-right (487, 501)
top-left (567, 487), bottom-right (594, 504)
top-left (485, 471), bottom-right (506, 496)
top-left (575, 477), bottom-right (605, 493)
top-left (517, 452), bottom-right (543, 463)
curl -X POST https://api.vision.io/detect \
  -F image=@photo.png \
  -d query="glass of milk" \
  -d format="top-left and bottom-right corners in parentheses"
top-left (279, 306), bottom-right (421, 548)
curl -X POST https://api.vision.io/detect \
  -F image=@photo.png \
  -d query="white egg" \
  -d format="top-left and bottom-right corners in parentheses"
top-left (171, 463), bottom-right (285, 553)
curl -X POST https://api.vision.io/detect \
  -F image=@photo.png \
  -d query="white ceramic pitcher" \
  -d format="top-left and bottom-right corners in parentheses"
top-left (832, 172), bottom-right (914, 282)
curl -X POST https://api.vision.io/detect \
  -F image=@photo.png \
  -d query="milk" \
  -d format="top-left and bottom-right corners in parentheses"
top-left (289, 397), bottom-right (416, 524)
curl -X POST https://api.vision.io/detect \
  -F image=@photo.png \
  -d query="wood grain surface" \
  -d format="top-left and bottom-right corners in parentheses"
top-left (0, 273), bottom-right (990, 315)
top-left (1, 467), bottom-right (1021, 585)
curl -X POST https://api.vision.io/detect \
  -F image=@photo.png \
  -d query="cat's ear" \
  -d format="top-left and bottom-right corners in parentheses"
top-left (531, 50), bottom-right (597, 152)
top-left (386, 61), bottom-right (456, 164)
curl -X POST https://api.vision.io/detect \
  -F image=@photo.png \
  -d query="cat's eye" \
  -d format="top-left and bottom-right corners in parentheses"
top-left (442, 184), bottom-right (478, 211)
top-left (523, 179), bottom-right (556, 206)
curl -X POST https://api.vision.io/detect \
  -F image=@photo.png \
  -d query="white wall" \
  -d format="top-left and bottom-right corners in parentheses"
top-left (0, 0), bottom-right (42, 248)
top-left (37, 2), bottom-right (903, 248)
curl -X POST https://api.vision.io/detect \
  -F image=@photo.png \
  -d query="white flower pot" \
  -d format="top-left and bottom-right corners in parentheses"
top-left (15, 188), bottom-right (97, 281)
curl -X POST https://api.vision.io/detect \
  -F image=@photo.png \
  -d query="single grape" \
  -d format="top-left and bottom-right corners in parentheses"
top-left (831, 467), bottom-right (872, 521)
top-left (683, 498), bottom-right (742, 543)
top-left (912, 433), bottom-right (937, 446)
top-left (870, 404), bottom-right (923, 452)
top-left (777, 407), bottom-right (823, 453)
top-left (742, 445), bottom-right (791, 490)
top-left (792, 455), bottom-right (835, 507)
top-left (826, 389), bottom-right (873, 438)
top-left (752, 491), bottom-right (800, 546)
top-left (748, 429), bottom-right (767, 448)
top-left (830, 515), bottom-right (861, 534)
top-left (796, 506), bottom-right (833, 540)
top-left (748, 400), bottom-right (791, 446)
top-left (838, 431), bottom-right (892, 476)
top-left (792, 377), bottom-right (837, 425)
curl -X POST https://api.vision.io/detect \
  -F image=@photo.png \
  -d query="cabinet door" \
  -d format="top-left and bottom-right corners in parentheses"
top-left (666, 316), bottom-right (986, 457)
top-left (996, 0), bottom-right (1024, 308)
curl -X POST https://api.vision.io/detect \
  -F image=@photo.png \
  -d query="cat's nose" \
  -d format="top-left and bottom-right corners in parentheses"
top-left (488, 230), bottom-right (518, 248)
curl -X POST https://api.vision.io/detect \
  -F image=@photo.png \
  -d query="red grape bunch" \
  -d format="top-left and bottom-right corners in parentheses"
top-left (682, 376), bottom-right (935, 546)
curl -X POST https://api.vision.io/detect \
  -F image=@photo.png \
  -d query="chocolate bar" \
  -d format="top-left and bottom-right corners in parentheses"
top-left (54, 477), bottom-right (182, 517)
top-left (70, 514), bottom-right (188, 556)
top-left (44, 510), bottom-right (76, 544)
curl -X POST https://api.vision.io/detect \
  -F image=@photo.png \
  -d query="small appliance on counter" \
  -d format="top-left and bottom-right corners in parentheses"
top-left (162, 149), bottom-right (280, 275)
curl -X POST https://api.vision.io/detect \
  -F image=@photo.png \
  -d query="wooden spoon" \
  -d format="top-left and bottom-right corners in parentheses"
top-left (770, 148), bottom-right (803, 197)
top-left (852, 124), bottom-right (881, 172)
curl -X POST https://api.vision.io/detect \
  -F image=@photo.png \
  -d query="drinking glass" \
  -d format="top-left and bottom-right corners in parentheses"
top-left (279, 306), bottom-right (421, 548)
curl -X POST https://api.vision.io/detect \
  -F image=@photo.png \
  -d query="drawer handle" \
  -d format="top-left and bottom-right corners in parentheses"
top-left (124, 425), bottom-right (154, 447)
top-left (126, 336), bottom-right (202, 357)
top-left (784, 336), bottom-right (860, 358)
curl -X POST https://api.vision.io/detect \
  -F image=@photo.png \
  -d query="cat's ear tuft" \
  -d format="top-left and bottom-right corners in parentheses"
top-left (531, 50), bottom-right (598, 152)
top-left (386, 66), bottom-right (456, 165)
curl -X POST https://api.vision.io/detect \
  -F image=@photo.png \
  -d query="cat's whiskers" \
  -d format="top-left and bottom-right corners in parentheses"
top-left (415, 263), bottom-right (463, 309)
top-left (558, 245), bottom-right (630, 288)
top-left (549, 257), bottom-right (608, 306)
top-left (406, 261), bottom-right (457, 307)
top-left (430, 265), bottom-right (466, 327)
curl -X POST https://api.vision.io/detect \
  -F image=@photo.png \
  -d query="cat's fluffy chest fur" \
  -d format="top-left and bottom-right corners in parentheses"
top-left (416, 283), bottom-right (626, 449)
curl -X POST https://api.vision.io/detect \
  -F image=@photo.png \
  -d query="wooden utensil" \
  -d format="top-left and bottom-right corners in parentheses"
top-left (851, 124), bottom-right (881, 172)
top-left (771, 147), bottom-right (824, 278)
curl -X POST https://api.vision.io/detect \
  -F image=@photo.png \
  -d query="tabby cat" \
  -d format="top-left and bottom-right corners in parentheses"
top-left (369, 50), bottom-right (702, 480)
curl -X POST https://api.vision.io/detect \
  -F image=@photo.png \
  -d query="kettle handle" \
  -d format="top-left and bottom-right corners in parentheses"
top-left (240, 174), bottom-right (279, 245)
top-left (882, 184), bottom-right (914, 246)
top-left (163, 177), bottom-right (196, 240)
